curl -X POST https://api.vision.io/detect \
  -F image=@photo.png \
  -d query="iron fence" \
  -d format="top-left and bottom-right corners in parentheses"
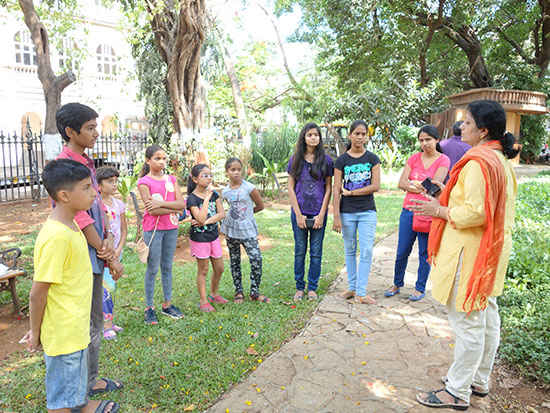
top-left (0, 130), bottom-right (148, 203)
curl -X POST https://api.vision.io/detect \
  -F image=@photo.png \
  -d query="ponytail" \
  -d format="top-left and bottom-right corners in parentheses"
top-left (436, 142), bottom-right (443, 153)
top-left (500, 132), bottom-right (520, 159)
top-left (186, 175), bottom-right (197, 194)
top-left (139, 163), bottom-right (150, 178)
top-left (140, 144), bottom-right (164, 178)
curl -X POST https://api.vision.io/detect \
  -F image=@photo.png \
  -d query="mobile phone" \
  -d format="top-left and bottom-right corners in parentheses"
top-left (305, 218), bottom-right (315, 229)
top-left (421, 177), bottom-right (441, 197)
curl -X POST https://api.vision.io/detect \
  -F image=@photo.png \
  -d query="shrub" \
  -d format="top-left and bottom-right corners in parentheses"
top-left (250, 123), bottom-right (297, 173)
top-left (499, 176), bottom-right (550, 383)
top-left (519, 114), bottom-right (548, 164)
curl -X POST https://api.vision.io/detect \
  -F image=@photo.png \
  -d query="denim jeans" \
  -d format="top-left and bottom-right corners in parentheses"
top-left (340, 210), bottom-right (377, 296)
top-left (290, 210), bottom-right (327, 292)
top-left (393, 208), bottom-right (430, 293)
top-left (144, 229), bottom-right (178, 307)
top-left (45, 348), bottom-right (88, 410)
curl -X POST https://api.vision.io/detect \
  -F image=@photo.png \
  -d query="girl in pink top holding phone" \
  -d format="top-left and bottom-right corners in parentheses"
top-left (385, 125), bottom-right (450, 301)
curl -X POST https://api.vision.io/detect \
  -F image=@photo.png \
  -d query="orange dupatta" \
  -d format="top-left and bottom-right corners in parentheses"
top-left (428, 141), bottom-right (507, 313)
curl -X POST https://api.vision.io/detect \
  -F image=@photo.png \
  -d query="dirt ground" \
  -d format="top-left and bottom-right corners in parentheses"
top-left (1, 197), bottom-right (549, 411)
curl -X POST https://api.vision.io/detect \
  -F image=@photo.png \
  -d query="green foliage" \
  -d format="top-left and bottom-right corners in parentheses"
top-left (520, 114), bottom-right (548, 164)
top-left (500, 176), bottom-right (550, 383)
top-left (117, 174), bottom-right (139, 204)
top-left (131, 32), bottom-right (174, 145)
top-left (250, 123), bottom-right (297, 173)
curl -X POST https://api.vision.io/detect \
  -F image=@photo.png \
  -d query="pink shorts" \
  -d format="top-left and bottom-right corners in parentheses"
top-left (190, 238), bottom-right (223, 259)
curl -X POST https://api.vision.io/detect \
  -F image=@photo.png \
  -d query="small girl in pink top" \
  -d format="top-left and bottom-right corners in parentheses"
top-left (385, 125), bottom-right (450, 301)
top-left (137, 145), bottom-right (186, 325)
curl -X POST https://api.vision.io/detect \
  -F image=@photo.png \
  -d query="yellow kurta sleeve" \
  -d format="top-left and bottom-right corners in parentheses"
top-left (448, 161), bottom-right (486, 229)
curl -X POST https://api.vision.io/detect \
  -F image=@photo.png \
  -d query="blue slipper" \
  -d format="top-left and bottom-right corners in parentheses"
top-left (408, 292), bottom-right (426, 301)
top-left (384, 287), bottom-right (400, 297)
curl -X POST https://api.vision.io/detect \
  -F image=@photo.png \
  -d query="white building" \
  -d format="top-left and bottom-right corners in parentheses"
top-left (0, 0), bottom-right (145, 137)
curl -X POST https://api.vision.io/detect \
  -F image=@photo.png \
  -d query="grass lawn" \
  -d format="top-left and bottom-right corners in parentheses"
top-left (0, 193), bottom-right (403, 412)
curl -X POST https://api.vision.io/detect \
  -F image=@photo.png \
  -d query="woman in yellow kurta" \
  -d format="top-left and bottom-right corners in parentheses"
top-left (410, 100), bottom-right (518, 411)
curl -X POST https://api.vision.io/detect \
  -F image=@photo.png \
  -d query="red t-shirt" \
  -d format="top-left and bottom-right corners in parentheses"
top-left (403, 152), bottom-right (450, 210)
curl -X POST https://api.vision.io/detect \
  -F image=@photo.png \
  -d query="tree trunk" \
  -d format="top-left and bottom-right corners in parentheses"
top-left (149, 0), bottom-right (206, 136)
top-left (536, 0), bottom-right (550, 78)
top-left (443, 23), bottom-right (492, 88)
top-left (210, 21), bottom-right (251, 147)
top-left (18, 0), bottom-right (75, 134)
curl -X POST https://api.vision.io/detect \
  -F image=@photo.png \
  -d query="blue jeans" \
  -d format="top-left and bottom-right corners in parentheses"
top-left (44, 348), bottom-right (88, 410)
top-left (340, 210), bottom-right (377, 296)
top-left (291, 210), bottom-right (327, 292)
top-left (393, 208), bottom-right (430, 293)
top-left (144, 229), bottom-right (178, 307)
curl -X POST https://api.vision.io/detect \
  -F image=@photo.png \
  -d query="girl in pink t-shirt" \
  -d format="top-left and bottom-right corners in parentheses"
top-left (137, 145), bottom-right (186, 325)
top-left (385, 125), bottom-right (450, 301)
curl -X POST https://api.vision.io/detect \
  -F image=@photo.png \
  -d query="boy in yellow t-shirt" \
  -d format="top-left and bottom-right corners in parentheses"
top-left (23, 159), bottom-right (120, 413)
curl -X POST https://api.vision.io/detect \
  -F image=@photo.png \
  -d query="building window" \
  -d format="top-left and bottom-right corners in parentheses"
top-left (14, 31), bottom-right (37, 66)
top-left (58, 38), bottom-right (79, 72)
top-left (96, 44), bottom-right (117, 76)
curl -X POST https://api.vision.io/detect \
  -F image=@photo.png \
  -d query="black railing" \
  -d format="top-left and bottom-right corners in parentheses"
top-left (0, 129), bottom-right (148, 203)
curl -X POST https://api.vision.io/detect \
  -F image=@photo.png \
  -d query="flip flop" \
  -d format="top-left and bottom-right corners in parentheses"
top-left (416, 388), bottom-right (469, 410)
top-left (199, 302), bottom-right (216, 312)
top-left (409, 291), bottom-right (426, 301)
top-left (307, 291), bottom-right (318, 301)
top-left (293, 291), bottom-right (304, 302)
top-left (88, 378), bottom-right (123, 396)
top-left (340, 290), bottom-right (355, 299)
top-left (354, 295), bottom-right (376, 304)
top-left (234, 292), bottom-right (244, 304)
top-left (94, 400), bottom-right (120, 413)
top-left (208, 295), bottom-right (229, 304)
top-left (250, 294), bottom-right (271, 303)
top-left (384, 286), bottom-right (400, 297)
top-left (103, 328), bottom-right (117, 340)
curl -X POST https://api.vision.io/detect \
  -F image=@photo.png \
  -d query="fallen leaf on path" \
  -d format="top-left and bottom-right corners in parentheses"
top-left (183, 404), bottom-right (195, 411)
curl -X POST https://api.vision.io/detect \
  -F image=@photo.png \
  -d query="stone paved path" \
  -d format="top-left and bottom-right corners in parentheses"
top-left (207, 232), bottom-right (494, 412)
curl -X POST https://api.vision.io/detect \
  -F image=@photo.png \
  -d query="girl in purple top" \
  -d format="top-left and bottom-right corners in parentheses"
top-left (287, 122), bottom-right (334, 301)
top-left (137, 145), bottom-right (187, 325)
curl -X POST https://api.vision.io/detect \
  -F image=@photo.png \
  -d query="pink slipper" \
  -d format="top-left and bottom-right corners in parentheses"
top-left (199, 302), bottom-right (216, 312)
top-left (208, 295), bottom-right (229, 304)
top-left (112, 325), bottom-right (123, 332)
top-left (103, 328), bottom-right (117, 340)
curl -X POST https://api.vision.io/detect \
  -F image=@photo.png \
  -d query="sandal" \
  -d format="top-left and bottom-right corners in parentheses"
top-left (208, 294), bottom-right (229, 304)
top-left (88, 378), bottom-right (123, 396)
top-left (250, 294), bottom-right (271, 303)
top-left (293, 290), bottom-right (304, 302)
top-left (307, 291), bottom-right (318, 301)
top-left (199, 302), bottom-right (216, 312)
top-left (384, 286), bottom-right (400, 297)
top-left (441, 376), bottom-right (489, 397)
top-left (416, 388), bottom-right (469, 411)
top-left (354, 295), bottom-right (376, 304)
top-left (103, 328), bottom-right (117, 340)
top-left (340, 290), bottom-right (355, 299)
top-left (94, 400), bottom-right (120, 413)
top-left (234, 292), bottom-right (245, 304)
